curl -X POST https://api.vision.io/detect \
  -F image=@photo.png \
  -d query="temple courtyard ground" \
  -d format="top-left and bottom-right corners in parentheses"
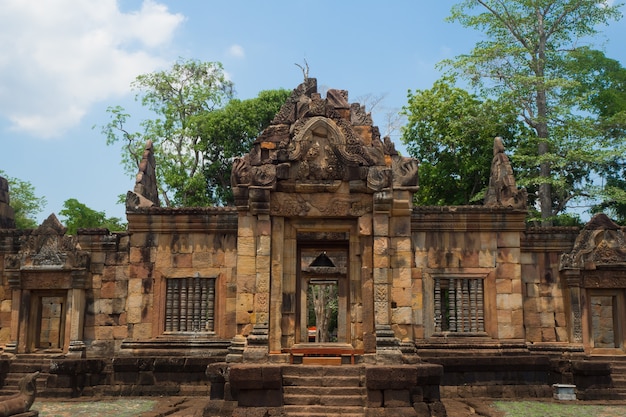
top-left (30, 397), bottom-right (626, 417)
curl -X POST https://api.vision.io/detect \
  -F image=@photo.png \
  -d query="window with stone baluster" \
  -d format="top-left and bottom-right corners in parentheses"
top-left (433, 275), bottom-right (487, 335)
top-left (164, 277), bottom-right (216, 333)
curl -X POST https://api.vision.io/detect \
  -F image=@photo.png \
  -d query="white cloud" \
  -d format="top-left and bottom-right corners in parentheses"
top-left (228, 44), bottom-right (245, 59)
top-left (0, 0), bottom-right (185, 138)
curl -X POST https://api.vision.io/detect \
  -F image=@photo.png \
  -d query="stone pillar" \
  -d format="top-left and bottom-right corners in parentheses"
top-left (268, 216), bottom-right (284, 356)
top-left (372, 191), bottom-right (401, 362)
top-left (390, 189), bottom-right (415, 352)
top-left (242, 187), bottom-right (272, 362)
top-left (65, 287), bottom-right (86, 358)
top-left (562, 269), bottom-right (583, 344)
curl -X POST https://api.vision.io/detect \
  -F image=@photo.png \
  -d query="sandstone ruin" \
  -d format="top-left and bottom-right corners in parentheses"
top-left (0, 79), bottom-right (625, 415)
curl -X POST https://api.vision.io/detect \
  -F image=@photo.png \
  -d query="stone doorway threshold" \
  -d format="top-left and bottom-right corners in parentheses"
top-left (285, 343), bottom-right (363, 365)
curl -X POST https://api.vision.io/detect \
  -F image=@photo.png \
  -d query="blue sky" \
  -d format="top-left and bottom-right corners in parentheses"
top-left (1, 1), bottom-right (625, 224)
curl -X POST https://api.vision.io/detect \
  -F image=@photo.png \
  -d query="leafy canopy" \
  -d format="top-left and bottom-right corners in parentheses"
top-left (445, 0), bottom-right (623, 224)
top-left (101, 58), bottom-right (234, 207)
top-left (198, 89), bottom-right (291, 205)
top-left (402, 78), bottom-right (530, 205)
top-left (101, 59), bottom-right (289, 207)
top-left (59, 198), bottom-right (125, 235)
top-left (0, 170), bottom-right (46, 229)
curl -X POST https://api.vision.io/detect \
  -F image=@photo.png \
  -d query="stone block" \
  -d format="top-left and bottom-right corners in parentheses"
top-left (391, 307), bottom-right (412, 325)
top-left (497, 232), bottom-right (520, 248)
top-left (359, 214), bottom-right (373, 236)
top-left (132, 322), bottom-right (153, 339)
top-left (0, 300), bottom-right (11, 313)
top-left (392, 267), bottom-right (411, 288)
top-left (496, 278), bottom-right (512, 294)
top-left (237, 255), bottom-right (256, 276)
top-left (383, 389), bottom-right (411, 407)
top-left (497, 247), bottom-right (520, 263)
top-left (373, 214), bottom-right (389, 236)
top-left (373, 268), bottom-right (390, 284)
top-left (392, 287), bottom-right (412, 307)
top-left (478, 250), bottom-right (496, 268)
top-left (555, 327), bottom-right (569, 342)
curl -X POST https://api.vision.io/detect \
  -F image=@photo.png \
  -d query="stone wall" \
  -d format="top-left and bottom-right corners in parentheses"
top-left (411, 206), bottom-right (527, 342)
top-left (124, 208), bottom-right (238, 350)
top-left (80, 229), bottom-right (131, 356)
top-left (521, 227), bottom-right (578, 344)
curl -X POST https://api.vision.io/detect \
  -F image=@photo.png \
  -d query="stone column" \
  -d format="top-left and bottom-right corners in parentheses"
top-left (372, 191), bottom-right (401, 362)
top-left (65, 287), bottom-right (86, 358)
top-left (562, 269), bottom-right (584, 344)
top-left (390, 189), bottom-right (416, 356)
top-left (242, 187), bottom-right (272, 362)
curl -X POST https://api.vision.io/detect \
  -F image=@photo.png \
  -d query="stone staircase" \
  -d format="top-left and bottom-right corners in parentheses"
top-left (586, 355), bottom-right (626, 399)
top-left (0, 354), bottom-right (55, 397)
top-left (282, 365), bottom-right (367, 417)
top-left (608, 357), bottom-right (626, 398)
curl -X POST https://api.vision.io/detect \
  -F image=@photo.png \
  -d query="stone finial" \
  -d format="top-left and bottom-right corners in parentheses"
top-left (484, 137), bottom-right (527, 209)
top-left (126, 140), bottom-right (159, 211)
top-left (0, 175), bottom-right (16, 229)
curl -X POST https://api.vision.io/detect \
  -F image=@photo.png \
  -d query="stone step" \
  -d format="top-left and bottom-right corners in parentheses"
top-left (284, 393), bottom-right (366, 407)
top-left (283, 386), bottom-right (366, 397)
top-left (283, 375), bottom-right (363, 388)
top-left (283, 405), bottom-right (364, 416)
top-left (282, 365), bottom-right (363, 377)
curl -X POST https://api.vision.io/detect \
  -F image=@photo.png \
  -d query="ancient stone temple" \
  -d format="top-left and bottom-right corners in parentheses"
top-left (1, 79), bottom-right (626, 414)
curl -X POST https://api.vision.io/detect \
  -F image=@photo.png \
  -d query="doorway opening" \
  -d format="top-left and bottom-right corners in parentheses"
top-left (589, 289), bottom-right (625, 352)
top-left (297, 243), bottom-right (348, 345)
top-left (28, 291), bottom-right (66, 352)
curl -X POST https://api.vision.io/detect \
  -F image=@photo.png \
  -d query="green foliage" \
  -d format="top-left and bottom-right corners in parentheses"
top-left (445, 0), bottom-right (623, 224)
top-left (0, 170), bottom-right (46, 229)
top-left (59, 198), bottom-right (125, 235)
top-left (198, 89), bottom-right (291, 205)
top-left (100, 59), bottom-right (289, 207)
top-left (401, 78), bottom-right (529, 205)
top-left (100, 58), bottom-right (234, 207)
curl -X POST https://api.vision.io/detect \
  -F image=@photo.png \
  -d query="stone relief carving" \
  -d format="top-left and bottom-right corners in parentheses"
top-left (391, 155), bottom-right (419, 190)
top-left (560, 213), bottom-right (626, 270)
top-left (230, 78), bottom-right (420, 214)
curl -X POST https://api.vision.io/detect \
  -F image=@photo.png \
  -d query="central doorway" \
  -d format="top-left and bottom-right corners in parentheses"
top-left (297, 242), bottom-right (348, 345)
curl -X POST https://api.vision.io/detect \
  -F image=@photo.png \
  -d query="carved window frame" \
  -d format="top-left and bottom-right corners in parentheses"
top-left (162, 276), bottom-right (217, 335)
top-left (424, 271), bottom-right (494, 338)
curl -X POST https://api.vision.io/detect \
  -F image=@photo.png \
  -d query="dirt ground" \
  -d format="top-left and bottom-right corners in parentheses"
top-left (32, 396), bottom-right (626, 417)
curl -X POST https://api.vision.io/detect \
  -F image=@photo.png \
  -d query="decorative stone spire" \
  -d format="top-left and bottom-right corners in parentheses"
top-left (0, 175), bottom-right (16, 229)
top-left (484, 137), bottom-right (527, 209)
top-left (126, 140), bottom-right (160, 211)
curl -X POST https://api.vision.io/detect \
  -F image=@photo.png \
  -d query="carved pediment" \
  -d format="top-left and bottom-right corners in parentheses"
top-left (4, 214), bottom-right (90, 272)
top-left (231, 78), bottom-right (420, 214)
top-left (560, 213), bottom-right (626, 270)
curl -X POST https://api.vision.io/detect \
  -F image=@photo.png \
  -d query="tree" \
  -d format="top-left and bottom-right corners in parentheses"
top-left (401, 78), bottom-right (529, 205)
top-left (198, 89), bottom-right (291, 205)
top-left (59, 198), bottom-right (125, 235)
top-left (0, 171), bottom-right (46, 229)
top-left (446, 0), bottom-right (622, 224)
top-left (101, 58), bottom-right (234, 207)
top-left (564, 47), bottom-right (626, 222)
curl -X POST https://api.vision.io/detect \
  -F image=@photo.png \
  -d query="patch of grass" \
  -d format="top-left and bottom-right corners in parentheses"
top-left (34, 398), bottom-right (158, 417)
top-left (493, 400), bottom-right (626, 417)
